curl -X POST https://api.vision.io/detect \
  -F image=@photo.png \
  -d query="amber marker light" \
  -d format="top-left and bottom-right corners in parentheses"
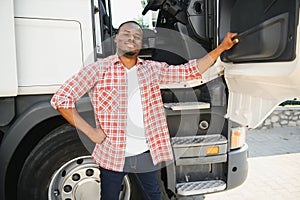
top-left (206, 146), bottom-right (219, 155)
top-left (231, 127), bottom-right (246, 149)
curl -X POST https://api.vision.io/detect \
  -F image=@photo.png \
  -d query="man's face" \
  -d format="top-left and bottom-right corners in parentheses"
top-left (115, 23), bottom-right (143, 57)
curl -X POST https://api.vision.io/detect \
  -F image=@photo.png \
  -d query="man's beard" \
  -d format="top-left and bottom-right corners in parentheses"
top-left (123, 51), bottom-right (136, 57)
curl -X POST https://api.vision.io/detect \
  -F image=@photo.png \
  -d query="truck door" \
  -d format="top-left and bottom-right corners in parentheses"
top-left (219, 0), bottom-right (300, 128)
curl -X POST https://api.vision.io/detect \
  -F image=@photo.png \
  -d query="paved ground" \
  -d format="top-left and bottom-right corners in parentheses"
top-left (205, 127), bottom-right (300, 200)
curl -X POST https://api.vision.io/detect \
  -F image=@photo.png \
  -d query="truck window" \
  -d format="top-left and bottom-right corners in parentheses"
top-left (110, 0), bottom-right (158, 29)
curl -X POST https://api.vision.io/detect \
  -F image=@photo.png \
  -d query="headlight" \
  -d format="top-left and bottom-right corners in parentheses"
top-left (230, 127), bottom-right (246, 149)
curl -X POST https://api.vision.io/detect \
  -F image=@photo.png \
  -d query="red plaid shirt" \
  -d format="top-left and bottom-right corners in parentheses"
top-left (51, 54), bottom-right (201, 172)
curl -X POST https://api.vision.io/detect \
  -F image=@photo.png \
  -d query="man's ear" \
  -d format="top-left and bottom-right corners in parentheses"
top-left (114, 34), bottom-right (117, 43)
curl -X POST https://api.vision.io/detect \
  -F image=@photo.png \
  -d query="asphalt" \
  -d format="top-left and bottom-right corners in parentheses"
top-left (205, 127), bottom-right (300, 200)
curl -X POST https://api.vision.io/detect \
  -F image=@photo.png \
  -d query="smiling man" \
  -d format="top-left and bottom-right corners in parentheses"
top-left (51, 21), bottom-right (238, 200)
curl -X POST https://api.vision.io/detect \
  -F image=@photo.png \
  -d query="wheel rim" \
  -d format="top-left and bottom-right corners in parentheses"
top-left (48, 156), bottom-right (131, 200)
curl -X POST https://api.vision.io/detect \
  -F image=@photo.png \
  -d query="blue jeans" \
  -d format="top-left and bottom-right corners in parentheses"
top-left (99, 151), bottom-right (161, 200)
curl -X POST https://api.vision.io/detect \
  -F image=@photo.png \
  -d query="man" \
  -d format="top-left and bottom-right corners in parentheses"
top-left (51, 21), bottom-right (238, 199)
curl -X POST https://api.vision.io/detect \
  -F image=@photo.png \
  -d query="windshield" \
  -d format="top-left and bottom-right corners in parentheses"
top-left (110, 0), bottom-right (158, 29)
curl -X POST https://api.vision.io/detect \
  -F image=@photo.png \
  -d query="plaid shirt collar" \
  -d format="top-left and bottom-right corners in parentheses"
top-left (110, 54), bottom-right (144, 66)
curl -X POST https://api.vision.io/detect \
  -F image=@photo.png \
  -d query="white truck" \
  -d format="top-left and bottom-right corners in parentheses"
top-left (0, 0), bottom-right (299, 199)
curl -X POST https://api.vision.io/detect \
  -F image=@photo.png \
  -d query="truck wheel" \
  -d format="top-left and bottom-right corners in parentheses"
top-left (17, 124), bottom-right (136, 200)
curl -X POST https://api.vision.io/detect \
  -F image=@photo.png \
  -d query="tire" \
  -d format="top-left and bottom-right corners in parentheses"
top-left (17, 124), bottom-right (135, 200)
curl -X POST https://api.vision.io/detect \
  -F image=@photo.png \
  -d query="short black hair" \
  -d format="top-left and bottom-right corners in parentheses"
top-left (116, 21), bottom-right (143, 34)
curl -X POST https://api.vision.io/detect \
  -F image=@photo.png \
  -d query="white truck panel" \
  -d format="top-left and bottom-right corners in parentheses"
top-left (14, 0), bottom-right (95, 94)
top-left (15, 18), bottom-right (83, 87)
top-left (0, 0), bottom-right (18, 96)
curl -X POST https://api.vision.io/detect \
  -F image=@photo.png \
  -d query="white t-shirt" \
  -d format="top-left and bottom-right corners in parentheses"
top-left (125, 66), bottom-right (149, 157)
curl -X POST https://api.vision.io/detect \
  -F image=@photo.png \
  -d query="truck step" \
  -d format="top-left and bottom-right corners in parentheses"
top-left (172, 135), bottom-right (228, 163)
top-left (172, 135), bottom-right (227, 147)
top-left (176, 180), bottom-right (226, 196)
top-left (163, 102), bottom-right (210, 110)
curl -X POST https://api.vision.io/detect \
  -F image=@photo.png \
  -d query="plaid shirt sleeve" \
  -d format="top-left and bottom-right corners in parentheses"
top-left (153, 59), bottom-right (202, 84)
top-left (51, 62), bottom-right (100, 109)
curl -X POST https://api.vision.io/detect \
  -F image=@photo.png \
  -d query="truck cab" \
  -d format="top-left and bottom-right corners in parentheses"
top-left (0, 0), bottom-right (299, 199)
